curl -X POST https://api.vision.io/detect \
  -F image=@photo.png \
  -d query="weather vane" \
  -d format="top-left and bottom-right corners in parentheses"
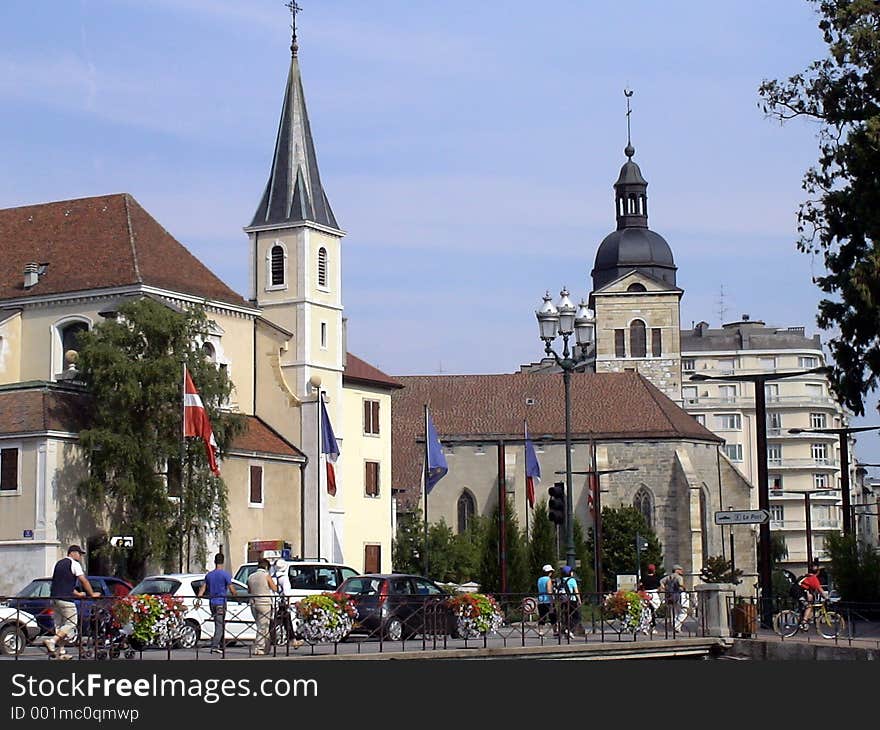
top-left (624, 88), bottom-right (635, 157)
top-left (285, 1), bottom-right (302, 56)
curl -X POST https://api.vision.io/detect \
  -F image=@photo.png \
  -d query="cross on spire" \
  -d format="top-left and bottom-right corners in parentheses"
top-left (624, 88), bottom-right (635, 158)
top-left (285, 0), bottom-right (302, 56)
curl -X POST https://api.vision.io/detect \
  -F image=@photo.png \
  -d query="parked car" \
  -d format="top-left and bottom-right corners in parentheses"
top-left (336, 573), bottom-right (454, 641)
top-left (234, 560), bottom-right (359, 602)
top-left (0, 606), bottom-right (41, 655)
top-left (129, 573), bottom-right (290, 649)
top-left (5, 576), bottom-right (132, 635)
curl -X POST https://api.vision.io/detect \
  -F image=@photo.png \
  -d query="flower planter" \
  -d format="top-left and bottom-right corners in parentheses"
top-left (295, 593), bottom-right (356, 643)
top-left (447, 593), bottom-right (503, 638)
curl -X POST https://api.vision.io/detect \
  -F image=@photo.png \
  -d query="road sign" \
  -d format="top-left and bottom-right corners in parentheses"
top-left (714, 509), bottom-right (770, 525)
top-left (110, 535), bottom-right (134, 548)
top-left (22, 529), bottom-right (33, 539)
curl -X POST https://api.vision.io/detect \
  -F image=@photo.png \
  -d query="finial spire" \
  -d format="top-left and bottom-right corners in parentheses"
top-left (286, 1), bottom-right (302, 57)
top-left (624, 88), bottom-right (635, 158)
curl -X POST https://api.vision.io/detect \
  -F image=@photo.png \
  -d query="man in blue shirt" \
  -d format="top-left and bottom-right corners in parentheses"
top-left (197, 553), bottom-right (236, 654)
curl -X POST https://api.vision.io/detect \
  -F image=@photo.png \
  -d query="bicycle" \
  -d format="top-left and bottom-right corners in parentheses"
top-left (773, 598), bottom-right (845, 639)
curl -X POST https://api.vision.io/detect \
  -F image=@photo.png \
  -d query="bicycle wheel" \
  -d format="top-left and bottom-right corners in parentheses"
top-left (816, 611), bottom-right (845, 639)
top-left (773, 610), bottom-right (800, 637)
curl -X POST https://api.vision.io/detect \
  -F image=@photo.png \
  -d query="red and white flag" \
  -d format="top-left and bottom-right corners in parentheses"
top-left (184, 367), bottom-right (220, 476)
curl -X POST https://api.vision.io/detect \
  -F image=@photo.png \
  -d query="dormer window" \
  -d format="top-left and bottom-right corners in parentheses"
top-left (627, 283), bottom-right (646, 292)
top-left (317, 247), bottom-right (328, 288)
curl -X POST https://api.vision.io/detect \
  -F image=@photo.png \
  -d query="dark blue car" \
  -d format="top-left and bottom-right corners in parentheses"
top-left (5, 577), bottom-right (132, 635)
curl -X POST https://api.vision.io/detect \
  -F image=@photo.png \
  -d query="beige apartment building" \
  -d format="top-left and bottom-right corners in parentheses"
top-left (680, 318), bottom-right (855, 575)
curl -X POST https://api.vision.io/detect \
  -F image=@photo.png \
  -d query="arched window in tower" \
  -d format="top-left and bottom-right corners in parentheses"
top-left (630, 319), bottom-right (647, 358)
top-left (202, 342), bottom-right (216, 363)
top-left (457, 490), bottom-right (476, 534)
top-left (317, 247), bottom-right (328, 288)
top-left (55, 319), bottom-right (90, 375)
top-left (627, 283), bottom-right (646, 293)
top-left (270, 244), bottom-right (285, 286)
top-left (699, 486), bottom-right (710, 561)
top-left (633, 486), bottom-right (654, 529)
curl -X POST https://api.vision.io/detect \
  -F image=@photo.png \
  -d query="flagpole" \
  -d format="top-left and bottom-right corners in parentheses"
top-left (179, 361), bottom-right (186, 573)
top-left (524, 420), bottom-right (529, 540)
top-left (423, 404), bottom-right (429, 578)
top-left (317, 390), bottom-right (322, 562)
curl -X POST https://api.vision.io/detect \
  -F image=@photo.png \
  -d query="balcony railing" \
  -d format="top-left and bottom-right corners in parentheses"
top-left (769, 519), bottom-right (842, 530)
top-left (766, 458), bottom-right (839, 469)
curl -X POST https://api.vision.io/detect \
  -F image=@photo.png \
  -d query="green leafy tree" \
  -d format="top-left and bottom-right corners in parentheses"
top-left (392, 508), bottom-right (423, 574)
top-left (528, 499), bottom-right (558, 581)
top-left (700, 555), bottom-right (743, 584)
top-left (75, 298), bottom-right (243, 579)
top-left (759, 0), bottom-right (880, 414)
top-left (572, 518), bottom-right (595, 599)
top-left (425, 519), bottom-right (457, 583)
top-left (587, 506), bottom-right (663, 592)
top-left (450, 515), bottom-right (487, 583)
top-left (826, 532), bottom-right (880, 603)
top-left (479, 496), bottom-right (530, 594)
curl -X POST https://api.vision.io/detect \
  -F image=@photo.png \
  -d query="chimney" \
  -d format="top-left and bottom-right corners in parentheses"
top-left (23, 262), bottom-right (40, 288)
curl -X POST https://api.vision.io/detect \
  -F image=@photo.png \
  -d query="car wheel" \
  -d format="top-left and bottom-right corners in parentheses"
top-left (383, 616), bottom-right (403, 641)
top-left (0, 624), bottom-right (27, 656)
top-left (177, 620), bottom-right (200, 650)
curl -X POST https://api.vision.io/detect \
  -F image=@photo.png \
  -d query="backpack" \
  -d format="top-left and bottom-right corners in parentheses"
top-left (790, 576), bottom-right (807, 602)
top-left (555, 576), bottom-right (577, 603)
top-left (663, 575), bottom-right (682, 602)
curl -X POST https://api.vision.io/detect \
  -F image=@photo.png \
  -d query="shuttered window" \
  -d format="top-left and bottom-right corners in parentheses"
top-left (0, 448), bottom-right (18, 492)
top-left (249, 465), bottom-right (263, 505)
top-left (270, 245), bottom-right (285, 286)
top-left (365, 461), bottom-right (379, 497)
top-left (364, 400), bottom-right (380, 435)
top-left (364, 544), bottom-right (381, 573)
top-left (318, 247), bottom-right (328, 288)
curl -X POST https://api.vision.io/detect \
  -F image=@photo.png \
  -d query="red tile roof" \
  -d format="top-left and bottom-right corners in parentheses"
top-left (343, 353), bottom-right (403, 390)
top-left (231, 416), bottom-right (305, 460)
top-left (0, 194), bottom-right (249, 307)
top-left (391, 371), bottom-right (719, 504)
top-left (0, 384), bottom-right (88, 434)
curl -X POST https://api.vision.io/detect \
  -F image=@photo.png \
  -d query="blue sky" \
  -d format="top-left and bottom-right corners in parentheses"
top-left (3, 1), bottom-right (879, 460)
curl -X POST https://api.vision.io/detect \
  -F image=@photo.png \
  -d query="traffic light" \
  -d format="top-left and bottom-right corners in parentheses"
top-left (548, 482), bottom-right (566, 525)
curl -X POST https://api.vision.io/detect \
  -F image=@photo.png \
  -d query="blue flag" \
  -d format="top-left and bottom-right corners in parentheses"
top-left (425, 410), bottom-right (448, 493)
top-left (524, 422), bottom-right (541, 508)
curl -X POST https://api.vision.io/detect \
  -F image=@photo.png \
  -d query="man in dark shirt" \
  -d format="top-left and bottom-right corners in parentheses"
top-left (197, 553), bottom-right (236, 653)
top-left (46, 545), bottom-right (100, 659)
top-left (638, 563), bottom-right (661, 631)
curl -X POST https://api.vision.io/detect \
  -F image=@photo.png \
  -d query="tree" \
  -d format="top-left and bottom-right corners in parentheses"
top-left (759, 0), bottom-right (880, 415)
top-left (392, 509), bottom-right (423, 574)
top-left (479, 496), bottom-right (530, 594)
top-left (826, 532), bottom-right (880, 603)
top-left (528, 499), bottom-right (558, 580)
top-left (587, 506), bottom-right (663, 592)
top-left (75, 298), bottom-right (243, 579)
top-left (700, 555), bottom-right (743, 584)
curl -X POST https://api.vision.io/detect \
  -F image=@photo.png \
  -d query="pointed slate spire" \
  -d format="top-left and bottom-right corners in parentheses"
top-left (250, 10), bottom-right (339, 230)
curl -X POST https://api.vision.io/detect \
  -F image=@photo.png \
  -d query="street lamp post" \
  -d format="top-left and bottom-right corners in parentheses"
top-left (536, 289), bottom-right (595, 569)
top-left (788, 424), bottom-right (880, 536)
top-left (690, 366), bottom-right (830, 628)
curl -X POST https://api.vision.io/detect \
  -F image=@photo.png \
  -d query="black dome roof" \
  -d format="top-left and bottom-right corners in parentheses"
top-left (592, 228), bottom-right (676, 290)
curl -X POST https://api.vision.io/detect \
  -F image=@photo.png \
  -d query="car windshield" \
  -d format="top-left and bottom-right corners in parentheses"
top-left (234, 565), bottom-right (256, 584)
top-left (16, 580), bottom-right (51, 598)
top-left (340, 577), bottom-right (382, 596)
top-left (131, 578), bottom-right (181, 595)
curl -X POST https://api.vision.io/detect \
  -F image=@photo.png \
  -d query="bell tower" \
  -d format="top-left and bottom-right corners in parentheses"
top-left (244, 3), bottom-right (344, 559)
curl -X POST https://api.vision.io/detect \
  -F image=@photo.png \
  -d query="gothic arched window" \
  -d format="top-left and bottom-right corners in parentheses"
top-left (457, 490), bottom-right (476, 534)
top-left (630, 319), bottom-right (647, 358)
top-left (633, 486), bottom-right (654, 529)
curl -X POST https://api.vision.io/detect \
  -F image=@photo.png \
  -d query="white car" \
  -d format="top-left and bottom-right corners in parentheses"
top-left (129, 573), bottom-right (293, 650)
top-left (233, 560), bottom-right (359, 602)
top-left (0, 605), bottom-right (41, 656)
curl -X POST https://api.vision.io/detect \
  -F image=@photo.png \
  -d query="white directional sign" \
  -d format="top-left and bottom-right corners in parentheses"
top-left (714, 509), bottom-right (770, 526)
top-left (110, 535), bottom-right (134, 548)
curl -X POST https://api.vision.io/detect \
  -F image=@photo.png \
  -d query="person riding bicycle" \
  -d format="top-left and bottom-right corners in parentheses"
top-left (798, 565), bottom-right (828, 630)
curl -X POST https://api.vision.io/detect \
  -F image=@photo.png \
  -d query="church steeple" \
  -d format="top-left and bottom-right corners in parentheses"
top-left (614, 89), bottom-right (649, 230)
top-left (250, 3), bottom-right (339, 230)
